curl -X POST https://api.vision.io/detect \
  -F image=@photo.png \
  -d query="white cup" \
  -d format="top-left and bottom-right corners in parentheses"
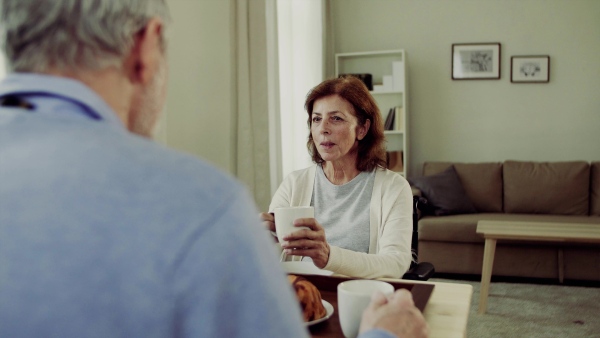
top-left (273, 206), bottom-right (314, 244)
top-left (337, 280), bottom-right (395, 338)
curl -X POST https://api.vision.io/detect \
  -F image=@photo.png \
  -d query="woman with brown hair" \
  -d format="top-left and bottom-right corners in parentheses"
top-left (261, 76), bottom-right (413, 279)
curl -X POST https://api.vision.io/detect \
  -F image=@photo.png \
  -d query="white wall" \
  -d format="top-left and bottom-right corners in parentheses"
top-left (164, 0), bottom-right (235, 173)
top-left (331, 0), bottom-right (600, 177)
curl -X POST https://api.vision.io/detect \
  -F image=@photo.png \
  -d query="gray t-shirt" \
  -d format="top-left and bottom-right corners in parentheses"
top-left (311, 165), bottom-right (375, 253)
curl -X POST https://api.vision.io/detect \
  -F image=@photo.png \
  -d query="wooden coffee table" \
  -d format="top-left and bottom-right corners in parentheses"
top-left (476, 220), bottom-right (600, 314)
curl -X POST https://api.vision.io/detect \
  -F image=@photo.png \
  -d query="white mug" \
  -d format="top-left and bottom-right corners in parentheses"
top-left (273, 206), bottom-right (314, 244)
top-left (337, 280), bottom-right (395, 338)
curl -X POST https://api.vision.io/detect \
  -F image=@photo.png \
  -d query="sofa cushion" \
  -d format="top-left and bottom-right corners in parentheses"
top-left (591, 162), bottom-right (600, 216)
top-left (423, 162), bottom-right (503, 212)
top-left (419, 213), bottom-right (488, 243)
top-left (504, 161), bottom-right (590, 215)
top-left (409, 166), bottom-right (477, 216)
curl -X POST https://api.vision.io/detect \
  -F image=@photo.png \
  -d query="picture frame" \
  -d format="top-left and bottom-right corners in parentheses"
top-left (452, 43), bottom-right (501, 80)
top-left (511, 55), bottom-right (550, 83)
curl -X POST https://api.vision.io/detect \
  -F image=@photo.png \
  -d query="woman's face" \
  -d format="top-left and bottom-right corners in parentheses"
top-left (310, 94), bottom-right (370, 166)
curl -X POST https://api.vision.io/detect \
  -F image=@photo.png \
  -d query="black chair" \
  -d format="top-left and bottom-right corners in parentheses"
top-left (402, 196), bottom-right (435, 280)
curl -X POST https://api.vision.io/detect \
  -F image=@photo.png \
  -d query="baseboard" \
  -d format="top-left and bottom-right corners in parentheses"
top-left (432, 272), bottom-right (600, 288)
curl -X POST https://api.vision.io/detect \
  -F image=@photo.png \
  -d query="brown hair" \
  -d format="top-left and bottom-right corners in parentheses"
top-left (304, 76), bottom-right (387, 172)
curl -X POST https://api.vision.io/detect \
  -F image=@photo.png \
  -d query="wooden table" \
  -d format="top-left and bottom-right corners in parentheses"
top-left (476, 220), bottom-right (600, 314)
top-left (403, 279), bottom-right (472, 338)
top-left (306, 276), bottom-right (472, 338)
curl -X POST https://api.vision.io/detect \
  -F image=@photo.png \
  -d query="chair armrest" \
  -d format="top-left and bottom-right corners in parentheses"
top-left (411, 186), bottom-right (422, 197)
top-left (403, 262), bottom-right (435, 281)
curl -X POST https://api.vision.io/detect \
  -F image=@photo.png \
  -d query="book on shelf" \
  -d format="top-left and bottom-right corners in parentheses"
top-left (383, 106), bottom-right (404, 132)
top-left (394, 106), bottom-right (404, 131)
top-left (383, 107), bottom-right (395, 130)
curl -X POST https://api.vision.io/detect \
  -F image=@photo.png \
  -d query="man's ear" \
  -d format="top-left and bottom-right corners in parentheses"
top-left (357, 118), bottom-right (371, 141)
top-left (125, 17), bottom-right (164, 85)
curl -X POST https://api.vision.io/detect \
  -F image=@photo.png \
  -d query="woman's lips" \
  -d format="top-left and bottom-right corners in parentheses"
top-left (320, 142), bottom-right (335, 149)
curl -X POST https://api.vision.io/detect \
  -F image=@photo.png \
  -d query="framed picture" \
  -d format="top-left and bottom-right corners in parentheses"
top-left (452, 43), bottom-right (501, 80)
top-left (511, 55), bottom-right (550, 83)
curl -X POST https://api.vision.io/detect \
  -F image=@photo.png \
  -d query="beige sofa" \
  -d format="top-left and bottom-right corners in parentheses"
top-left (409, 161), bottom-right (600, 282)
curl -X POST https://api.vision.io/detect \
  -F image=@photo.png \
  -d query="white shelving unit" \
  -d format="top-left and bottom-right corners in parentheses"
top-left (335, 49), bottom-right (408, 176)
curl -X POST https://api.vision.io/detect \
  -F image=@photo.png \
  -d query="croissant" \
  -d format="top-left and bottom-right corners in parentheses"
top-left (288, 274), bottom-right (327, 322)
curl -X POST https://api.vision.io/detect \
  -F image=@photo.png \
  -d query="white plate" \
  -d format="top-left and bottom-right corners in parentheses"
top-left (306, 300), bottom-right (334, 326)
top-left (281, 261), bottom-right (334, 276)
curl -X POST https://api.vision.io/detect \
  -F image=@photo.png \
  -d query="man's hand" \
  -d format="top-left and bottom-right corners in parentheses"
top-left (359, 289), bottom-right (429, 338)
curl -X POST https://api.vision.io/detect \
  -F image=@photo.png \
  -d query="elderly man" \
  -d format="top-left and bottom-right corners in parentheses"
top-left (0, 1), bottom-right (427, 337)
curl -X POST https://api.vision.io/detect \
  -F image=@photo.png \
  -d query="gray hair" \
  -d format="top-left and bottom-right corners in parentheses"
top-left (0, 0), bottom-right (170, 72)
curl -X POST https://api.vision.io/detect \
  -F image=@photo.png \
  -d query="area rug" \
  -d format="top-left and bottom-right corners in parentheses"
top-left (430, 278), bottom-right (600, 338)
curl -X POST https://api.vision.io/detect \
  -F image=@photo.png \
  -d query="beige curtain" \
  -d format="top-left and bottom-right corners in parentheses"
top-left (233, 0), bottom-right (272, 212)
top-left (323, 0), bottom-right (336, 79)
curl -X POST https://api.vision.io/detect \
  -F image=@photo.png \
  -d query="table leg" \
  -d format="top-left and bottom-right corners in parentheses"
top-left (558, 248), bottom-right (564, 284)
top-left (478, 238), bottom-right (497, 314)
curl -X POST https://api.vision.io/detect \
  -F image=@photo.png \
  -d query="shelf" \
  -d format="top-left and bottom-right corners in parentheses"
top-left (335, 49), bottom-right (408, 176)
top-left (371, 91), bottom-right (403, 95)
top-left (336, 51), bottom-right (405, 86)
top-left (336, 49), bottom-right (405, 57)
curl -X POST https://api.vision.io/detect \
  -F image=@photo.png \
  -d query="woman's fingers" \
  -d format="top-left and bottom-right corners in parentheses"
top-left (286, 246), bottom-right (330, 268)
top-left (281, 238), bottom-right (322, 250)
top-left (292, 217), bottom-right (320, 231)
top-left (281, 222), bottom-right (326, 254)
top-left (282, 218), bottom-right (323, 241)
top-left (282, 237), bottom-right (330, 268)
top-left (259, 212), bottom-right (276, 232)
top-left (259, 212), bottom-right (274, 222)
top-left (279, 217), bottom-right (330, 268)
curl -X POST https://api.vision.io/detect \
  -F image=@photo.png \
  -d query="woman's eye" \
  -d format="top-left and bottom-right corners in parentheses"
top-left (312, 116), bottom-right (321, 122)
top-left (332, 116), bottom-right (343, 121)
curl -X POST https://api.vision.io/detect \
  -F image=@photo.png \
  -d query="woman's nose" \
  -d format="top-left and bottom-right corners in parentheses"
top-left (319, 120), bottom-right (330, 134)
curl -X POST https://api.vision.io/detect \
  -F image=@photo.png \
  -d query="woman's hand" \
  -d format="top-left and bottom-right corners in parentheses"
top-left (281, 218), bottom-right (330, 269)
top-left (259, 212), bottom-right (276, 232)
top-left (259, 212), bottom-right (278, 243)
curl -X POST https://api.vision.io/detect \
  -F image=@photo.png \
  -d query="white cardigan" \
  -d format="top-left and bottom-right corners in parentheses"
top-left (269, 165), bottom-right (413, 279)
